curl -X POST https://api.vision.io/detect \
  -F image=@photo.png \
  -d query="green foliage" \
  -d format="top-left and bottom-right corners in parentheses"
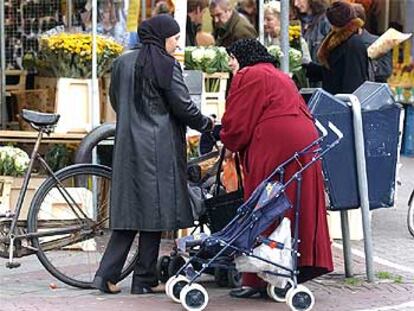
top-left (0, 146), bottom-right (30, 177)
top-left (184, 46), bottom-right (231, 74)
top-left (45, 144), bottom-right (73, 172)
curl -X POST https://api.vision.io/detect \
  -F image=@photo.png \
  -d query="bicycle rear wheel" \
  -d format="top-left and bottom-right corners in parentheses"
top-left (27, 164), bottom-right (139, 288)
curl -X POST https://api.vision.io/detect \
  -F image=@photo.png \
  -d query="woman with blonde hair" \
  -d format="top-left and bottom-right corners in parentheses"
top-left (264, 1), bottom-right (311, 64)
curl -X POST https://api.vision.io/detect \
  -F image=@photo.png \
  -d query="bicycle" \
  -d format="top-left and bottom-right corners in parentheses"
top-left (0, 109), bottom-right (138, 288)
top-left (408, 189), bottom-right (414, 238)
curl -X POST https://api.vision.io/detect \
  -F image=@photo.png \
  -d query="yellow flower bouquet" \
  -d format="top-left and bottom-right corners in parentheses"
top-left (35, 33), bottom-right (123, 78)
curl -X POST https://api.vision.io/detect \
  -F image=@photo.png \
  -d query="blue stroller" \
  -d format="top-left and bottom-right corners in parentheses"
top-left (164, 121), bottom-right (343, 311)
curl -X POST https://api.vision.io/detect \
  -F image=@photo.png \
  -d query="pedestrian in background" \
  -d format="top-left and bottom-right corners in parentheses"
top-left (210, 0), bottom-right (257, 48)
top-left (264, 1), bottom-right (311, 64)
top-left (294, 0), bottom-right (331, 63)
top-left (306, 1), bottom-right (369, 94)
top-left (352, 3), bottom-right (392, 83)
top-left (186, 0), bottom-right (210, 46)
top-left (93, 14), bottom-right (213, 295)
top-left (221, 39), bottom-right (333, 299)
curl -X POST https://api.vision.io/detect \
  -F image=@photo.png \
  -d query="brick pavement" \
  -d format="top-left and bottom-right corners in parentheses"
top-left (1, 156), bottom-right (414, 311)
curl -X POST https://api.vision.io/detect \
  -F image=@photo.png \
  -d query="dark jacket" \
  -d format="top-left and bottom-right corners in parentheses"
top-left (213, 10), bottom-right (257, 48)
top-left (109, 49), bottom-right (212, 231)
top-left (360, 29), bottom-right (392, 83)
top-left (186, 16), bottom-right (198, 46)
top-left (300, 14), bottom-right (331, 63)
top-left (321, 34), bottom-right (369, 94)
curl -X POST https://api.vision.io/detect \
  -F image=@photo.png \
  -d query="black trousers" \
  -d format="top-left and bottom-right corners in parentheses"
top-left (95, 230), bottom-right (162, 287)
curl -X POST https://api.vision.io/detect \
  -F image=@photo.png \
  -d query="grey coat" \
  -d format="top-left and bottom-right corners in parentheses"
top-left (109, 49), bottom-right (212, 231)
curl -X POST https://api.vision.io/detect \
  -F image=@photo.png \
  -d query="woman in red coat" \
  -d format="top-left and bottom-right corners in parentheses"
top-left (220, 39), bottom-right (333, 298)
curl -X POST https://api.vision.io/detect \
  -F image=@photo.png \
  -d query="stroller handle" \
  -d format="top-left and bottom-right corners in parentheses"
top-left (328, 122), bottom-right (343, 140)
top-left (315, 119), bottom-right (328, 137)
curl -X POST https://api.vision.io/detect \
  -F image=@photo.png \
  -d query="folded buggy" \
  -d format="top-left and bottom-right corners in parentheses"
top-left (164, 121), bottom-right (343, 311)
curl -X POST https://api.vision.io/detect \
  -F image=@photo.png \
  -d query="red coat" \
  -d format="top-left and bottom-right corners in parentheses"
top-left (220, 63), bottom-right (333, 285)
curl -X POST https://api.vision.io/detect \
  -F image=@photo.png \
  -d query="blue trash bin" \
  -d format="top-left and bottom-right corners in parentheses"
top-left (310, 82), bottom-right (402, 210)
top-left (401, 105), bottom-right (414, 157)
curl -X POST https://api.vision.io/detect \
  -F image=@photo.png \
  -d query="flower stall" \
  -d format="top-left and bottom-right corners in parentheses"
top-left (184, 46), bottom-right (231, 120)
top-left (30, 33), bottom-right (123, 133)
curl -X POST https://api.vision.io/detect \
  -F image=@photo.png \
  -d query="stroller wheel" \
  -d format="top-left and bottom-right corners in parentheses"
top-left (166, 275), bottom-right (189, 303)
top-left (227, 269), bottom-right (242, 288)
top-left (180, 283), bottom-right (209, 311)
top-left (267, 280), bottom-right (293, 303)
top-left (287, 285), bottom-right (315, 311)
top-left (168, 255), bottom-right (186, 277)
top-left (156, 255), bottom-right (171, 283)
top-left (214, 267), bottom-right (228, 287)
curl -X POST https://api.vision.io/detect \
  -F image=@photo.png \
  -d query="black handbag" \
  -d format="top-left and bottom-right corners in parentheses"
top-left (204, 148), bottom-right (244, 233)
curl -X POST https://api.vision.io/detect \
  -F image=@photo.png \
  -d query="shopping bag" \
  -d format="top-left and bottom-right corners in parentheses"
top-left (234, 217), bottom-right (292, 288)
top-left (204, 148), bottom-right (244, 233)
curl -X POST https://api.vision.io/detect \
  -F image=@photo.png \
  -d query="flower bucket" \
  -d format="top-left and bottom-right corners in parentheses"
top-left (54, 78), bottom-right (97, 133)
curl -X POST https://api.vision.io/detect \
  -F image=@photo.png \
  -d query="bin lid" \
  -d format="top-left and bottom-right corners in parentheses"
top-left (353, 82), bottom-right (396, 111)
top-left (309, 89), bottom-right (349, 115)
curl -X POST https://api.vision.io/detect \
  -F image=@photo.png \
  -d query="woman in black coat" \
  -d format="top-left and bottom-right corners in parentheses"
top-left (305, 1), bottom-right (369, 94)
top-left (93, 14), bottom-right (213, 294)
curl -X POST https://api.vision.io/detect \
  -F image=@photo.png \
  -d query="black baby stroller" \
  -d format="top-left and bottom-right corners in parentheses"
top-left (156, 142), bottom-right (245, 288)
top-left (164, 121), bottom-right (343, 311)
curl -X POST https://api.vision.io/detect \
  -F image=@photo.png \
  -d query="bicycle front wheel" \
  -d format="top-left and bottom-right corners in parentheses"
top-left (408, 190), bottom-right (414, 238)
top-left (27, 164), bottom-right (138, 288)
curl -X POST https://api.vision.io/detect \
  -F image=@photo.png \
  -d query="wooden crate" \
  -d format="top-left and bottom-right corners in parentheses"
top-left (11, 89), bottom-right (56, 131)
top-left (5, 70), bottom-right (27, 93)
top-left (0, 176), bottom-right (45, 220)
top-left (202, 72), bottom-right (229, 120)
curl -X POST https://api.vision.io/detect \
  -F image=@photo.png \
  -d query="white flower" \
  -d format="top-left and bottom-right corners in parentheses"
top-left (191, 49), bottom-right (205, 62)
top-left (0, 146), bottom-right (30, 176)
top-left (203, 48), bottom-right (217, 61)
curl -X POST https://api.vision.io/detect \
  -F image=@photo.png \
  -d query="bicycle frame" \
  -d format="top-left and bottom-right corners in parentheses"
top-left (1, 127), bottom-right (97, 267)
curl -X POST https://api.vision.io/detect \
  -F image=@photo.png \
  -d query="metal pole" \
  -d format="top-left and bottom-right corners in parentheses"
top-left (258, 0), bottom-right (264, 44)
top-left (340, 210), bottom-right (353, 277)
top-left (141, 0), bottom-right (146, 22)
top-left (91, 0), bottom-right (99, 165)
top-left (280, 0), bottom-right (290, 73)
top-left (67, 0), bottom-right (73, 29)
top-left (336, 94), bottom-right (374, 282)
top-left (0, 0), bottom-right (6, 129)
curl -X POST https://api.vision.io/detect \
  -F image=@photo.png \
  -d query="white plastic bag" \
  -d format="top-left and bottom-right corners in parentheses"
top-left (234, 218), bottom-right (292, 287)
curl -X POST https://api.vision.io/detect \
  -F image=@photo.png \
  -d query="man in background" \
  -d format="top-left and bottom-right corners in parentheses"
top-left (209, 0), bottom-right (257, 47)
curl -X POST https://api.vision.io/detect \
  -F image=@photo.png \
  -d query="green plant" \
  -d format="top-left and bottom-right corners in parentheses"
top-left (376, 271), bottom-right (403, 284)
top-left (0, 146), bottom-right (30, 177)
top-left (344, 277), bottom-right (363, 286)
top-left (44, 144), bottom-right (73, 172)
top-left (185, 46), bottom-right (230, 75)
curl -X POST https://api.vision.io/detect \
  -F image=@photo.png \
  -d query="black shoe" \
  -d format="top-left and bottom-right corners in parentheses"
top-left (131, 284), bottom-right (154, 295)
top-left (229, 287), bottom-right (267, 299)
top-left (93, 276), bottom-right (121, 294)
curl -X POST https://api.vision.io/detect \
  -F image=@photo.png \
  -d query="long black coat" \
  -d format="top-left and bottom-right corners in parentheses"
top-left (109, 49), bottom-right (212, 231)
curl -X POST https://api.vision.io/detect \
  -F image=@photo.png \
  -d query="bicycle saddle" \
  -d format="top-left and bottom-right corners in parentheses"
top-left (21, 109), bottom-right (60, 127)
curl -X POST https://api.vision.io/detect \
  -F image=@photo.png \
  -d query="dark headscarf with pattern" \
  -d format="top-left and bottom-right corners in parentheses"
top-left (136, 14), bottom-right (180, 90)
top-left (226, 39), bottom-right (279, 70)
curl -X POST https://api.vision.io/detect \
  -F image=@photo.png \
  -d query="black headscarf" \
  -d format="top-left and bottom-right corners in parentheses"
top-left (226, 39), bottom-right (279, 70)
top-left (136, 14), bottom-right (180, 90)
